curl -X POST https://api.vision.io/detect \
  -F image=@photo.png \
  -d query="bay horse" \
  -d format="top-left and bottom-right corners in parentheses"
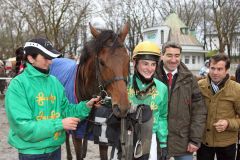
top-left (50, 23), bottom-right (130, 160)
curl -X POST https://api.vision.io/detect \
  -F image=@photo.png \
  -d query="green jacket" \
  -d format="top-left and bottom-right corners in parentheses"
top-left (198, 76), bottom-right (240, 147)
top-left (5, 63), bottom-right (91, 154)
top-left (128, 76), bottom-right (168, 148)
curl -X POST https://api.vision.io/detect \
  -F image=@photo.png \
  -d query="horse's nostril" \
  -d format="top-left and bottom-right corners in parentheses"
top-left (113, 104), bottom-right (121, 113)
top-left (112, 104), bottom-right (128, 118)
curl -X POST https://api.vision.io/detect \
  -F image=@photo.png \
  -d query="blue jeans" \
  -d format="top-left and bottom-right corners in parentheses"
top-left (174, 154), bottom-right (193, 160)
top-left (19, 147), bottom-right (61, 160)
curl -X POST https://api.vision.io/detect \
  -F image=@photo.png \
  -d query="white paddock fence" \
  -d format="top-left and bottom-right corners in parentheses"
top-left (0, 77), bottom-right (13, 80)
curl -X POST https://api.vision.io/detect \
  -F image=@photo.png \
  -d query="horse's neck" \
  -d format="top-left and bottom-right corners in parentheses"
top-left (76, 63), bottom-right (98, 101)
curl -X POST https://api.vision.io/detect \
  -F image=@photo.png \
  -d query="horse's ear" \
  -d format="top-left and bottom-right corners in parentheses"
top-left (89, 22), bottom-right (100, 38)
top-left (119, 23), bottom-right (129, 42)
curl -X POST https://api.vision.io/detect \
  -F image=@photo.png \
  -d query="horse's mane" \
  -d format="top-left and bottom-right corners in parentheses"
top-left (79, 30), bottom-right (120, 65)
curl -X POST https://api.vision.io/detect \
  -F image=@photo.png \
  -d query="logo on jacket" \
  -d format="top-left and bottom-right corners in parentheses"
top-left (36, 92), bottom-right (56, 106)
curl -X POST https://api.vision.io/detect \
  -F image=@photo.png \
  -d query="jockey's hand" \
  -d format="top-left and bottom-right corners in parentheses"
top-left (62, 117), bottom-right (80, 130)
top-left (86, 96), bottom-right (101, 108)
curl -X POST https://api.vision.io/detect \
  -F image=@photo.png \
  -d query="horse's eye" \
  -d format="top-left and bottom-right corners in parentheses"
top-left (99, 60), bottom-right (105, 66)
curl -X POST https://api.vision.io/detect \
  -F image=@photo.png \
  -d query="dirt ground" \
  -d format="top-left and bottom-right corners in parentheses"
top-left (0, 94), bottom-right (105, 160)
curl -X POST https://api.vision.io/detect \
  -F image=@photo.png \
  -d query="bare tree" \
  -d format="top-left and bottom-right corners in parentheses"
top-left (210, 0), bottom-right (240, 56)
top-left (0, 1), bottom-right (27, 58)
top-left (97, 0), bottom-right (164, 55)
top-left (221, 0), bottom-right (240, 56)
top-left (1, 0), bottom-right (94, 57)
top-left (1, 0), bottom-right (239, 60)
top-left (157, 0), bottom-right (203, 30)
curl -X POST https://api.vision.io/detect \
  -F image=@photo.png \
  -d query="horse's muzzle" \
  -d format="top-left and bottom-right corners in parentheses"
top-left (112, 104), bottom-right (128, 118)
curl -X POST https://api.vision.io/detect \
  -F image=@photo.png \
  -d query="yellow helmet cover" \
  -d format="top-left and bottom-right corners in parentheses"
top-left (132, 41), bottom-right (160, 61)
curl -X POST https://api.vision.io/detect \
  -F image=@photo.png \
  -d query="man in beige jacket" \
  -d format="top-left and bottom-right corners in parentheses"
top-left (197, 54), bottom-right (240, 160)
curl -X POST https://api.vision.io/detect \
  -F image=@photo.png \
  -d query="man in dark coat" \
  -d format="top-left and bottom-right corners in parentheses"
top-left (155, 41), bottom-right (207, 160)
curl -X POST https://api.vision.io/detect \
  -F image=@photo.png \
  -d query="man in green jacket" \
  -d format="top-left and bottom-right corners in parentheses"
top-left (5, 37), bottom-right (100, 160)
top-left (197, 54), bottom-right (240, 160)
top-left (156, 41), bottom-right (207, 160)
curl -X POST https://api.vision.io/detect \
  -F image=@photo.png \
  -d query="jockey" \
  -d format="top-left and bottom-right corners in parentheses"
top-left (128, 41), bottom-right (168, 160)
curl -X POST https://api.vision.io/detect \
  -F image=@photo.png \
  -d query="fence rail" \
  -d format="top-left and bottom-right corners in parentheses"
top-left (0, 77), bottom-right (12, 80)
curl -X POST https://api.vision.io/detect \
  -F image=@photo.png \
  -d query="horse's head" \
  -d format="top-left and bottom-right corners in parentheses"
top-left (77, 23), bottom-right (130, 117)
top-left (90, 23), bottom-right (131, 117)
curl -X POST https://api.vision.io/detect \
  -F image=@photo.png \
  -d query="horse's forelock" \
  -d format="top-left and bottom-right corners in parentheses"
top-left (79, 30), bottom-right (119, 65)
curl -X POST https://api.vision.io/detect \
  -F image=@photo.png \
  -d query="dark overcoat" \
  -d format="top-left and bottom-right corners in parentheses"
top-left (156, 61), bottom-right (207, 157)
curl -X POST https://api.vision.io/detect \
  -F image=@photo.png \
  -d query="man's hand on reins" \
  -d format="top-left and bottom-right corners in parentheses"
top-left (86, 96), bottom-right (101, 108)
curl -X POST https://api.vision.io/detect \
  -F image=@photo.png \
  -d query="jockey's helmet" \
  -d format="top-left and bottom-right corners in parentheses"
top-left (132, 41), bottom-right (160, 62)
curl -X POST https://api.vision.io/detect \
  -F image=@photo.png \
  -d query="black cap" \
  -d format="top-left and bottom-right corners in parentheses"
top-left (23, 38), bottom-right (61, 60)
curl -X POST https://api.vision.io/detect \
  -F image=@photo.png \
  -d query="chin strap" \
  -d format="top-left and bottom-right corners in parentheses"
top-left (134, 69), bottom-right (154, 84)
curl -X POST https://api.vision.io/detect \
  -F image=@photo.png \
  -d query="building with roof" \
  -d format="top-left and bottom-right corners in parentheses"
top-left (142, 13), bottom-right (207, 75)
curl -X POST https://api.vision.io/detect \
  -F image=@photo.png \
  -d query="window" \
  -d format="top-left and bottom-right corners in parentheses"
top-left (145, 30), bottom-right (157, 40)
top-left (180, 27), bottom-right (189, 35)
top-left (198, 56), bottom-right (200, 63)
top-left (192, 56), bottom-right (196, 64)
top-left (185, 56), bottom-right (190, 64)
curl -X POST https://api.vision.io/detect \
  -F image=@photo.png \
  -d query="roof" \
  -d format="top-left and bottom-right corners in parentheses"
top-left (164, 13), bottom-right (203, 47)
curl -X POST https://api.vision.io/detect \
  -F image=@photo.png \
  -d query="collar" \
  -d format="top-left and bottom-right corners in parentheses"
top-left (33, 66), bottom-right (50, 74)
top-left (133, 76), bottom-right (156, 99)
top-left (25, 63), bottom-right (49, 77)
top-left (163, 67), bottom-right (178, 76)
top-left (209, 74), bottom-right (230, 90)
